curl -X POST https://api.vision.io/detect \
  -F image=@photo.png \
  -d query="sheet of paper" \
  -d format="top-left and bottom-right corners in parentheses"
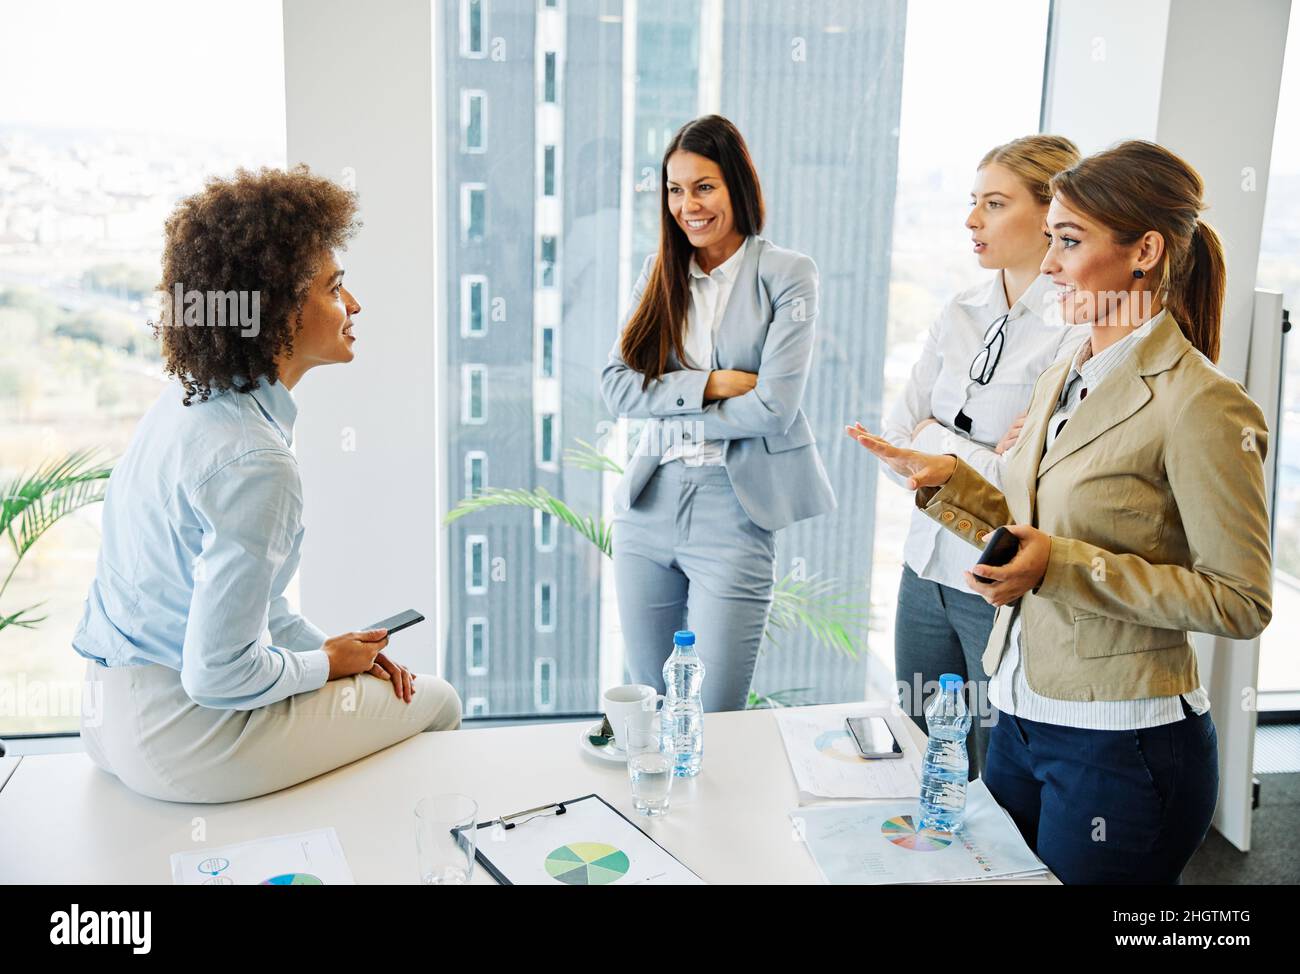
top-left (477, 795), bottom-right (704, 885)
top-left (774, 704), bottom-right (921, 802)
top-left (170, 828), bottom-right (355, 885)
top-left (790, 779), bottom-right (1048, 884)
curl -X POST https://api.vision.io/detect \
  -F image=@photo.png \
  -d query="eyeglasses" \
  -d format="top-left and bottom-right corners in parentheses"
top-left (969, 312), bottom-right (1009, 385)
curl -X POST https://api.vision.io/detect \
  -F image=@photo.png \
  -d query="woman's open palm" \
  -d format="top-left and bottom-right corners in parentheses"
top-left (844, 423), bottom-right (957, 491)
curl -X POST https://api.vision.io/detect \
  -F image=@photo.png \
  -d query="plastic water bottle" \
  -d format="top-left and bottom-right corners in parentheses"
top-left (660, 630), bottom-right (705, 777)
top-left (916, 673), bottom-right (973, 833)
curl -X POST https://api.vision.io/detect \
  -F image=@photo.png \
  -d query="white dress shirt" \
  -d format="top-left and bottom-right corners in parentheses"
top-left (994, 309), bottom-right (1212, 729)
top-left (885, 271), bottom-right (1082, 591)
top-left (658, 236), bottom-right (748, 466)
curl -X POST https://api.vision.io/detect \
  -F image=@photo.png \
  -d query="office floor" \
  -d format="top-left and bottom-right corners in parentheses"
top-left (1184, 771), bottom-right (1300, 884)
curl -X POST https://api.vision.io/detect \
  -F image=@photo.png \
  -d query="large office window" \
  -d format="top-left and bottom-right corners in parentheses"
top-left (1256, 2), bottom-right (1300, 703)
top-left (438, 0), bottom-right (1051, 718)
top-left (0, 3), bottom-right (286, 738)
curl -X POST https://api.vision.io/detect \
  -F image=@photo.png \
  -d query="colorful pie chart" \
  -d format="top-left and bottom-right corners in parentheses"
top-left (544, 843), bottom-right (630, 885)
top-left (881, 814), bottom-right (954, 852)
top-left (260, 873), bottom-right (324, 885)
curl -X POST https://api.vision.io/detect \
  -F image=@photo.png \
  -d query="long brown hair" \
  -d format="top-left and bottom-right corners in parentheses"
top-left (620, 115), bottom-right (765, 388)
top-left (1051, 140), bottom-right (1225, 362)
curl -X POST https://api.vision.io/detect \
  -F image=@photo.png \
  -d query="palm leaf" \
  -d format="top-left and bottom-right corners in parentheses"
top-left (562, 437), bottom-right (624, 476)
top-left (444, 487), bottom-right (613, 558)
top-left (764, 571), bottom-right (869, 659)
top-left (0, 603), bottom-right (47, 630)
top-left (2, 448), bottom-right (112, 560)
top-left (1, 450), bottom-right (113, 627)
top-left (747, 687), bottom-right (816, 710)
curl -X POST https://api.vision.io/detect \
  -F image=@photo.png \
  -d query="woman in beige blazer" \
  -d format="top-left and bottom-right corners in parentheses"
top-left (848, 140), bottom-right (1272, 884)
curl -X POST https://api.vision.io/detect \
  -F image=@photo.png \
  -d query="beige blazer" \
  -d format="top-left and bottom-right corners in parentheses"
top-left (915, 311), bottom-right (1272, 701)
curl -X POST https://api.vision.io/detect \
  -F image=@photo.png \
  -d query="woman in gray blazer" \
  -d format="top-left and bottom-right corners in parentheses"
top-left (601, 115), bottom-right (835, 712)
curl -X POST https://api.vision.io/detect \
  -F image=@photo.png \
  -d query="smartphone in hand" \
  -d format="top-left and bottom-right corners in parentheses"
top-left (975, 525), bottom-right (1020, 568)
top-left (364, 609), bottom-right (425, 637)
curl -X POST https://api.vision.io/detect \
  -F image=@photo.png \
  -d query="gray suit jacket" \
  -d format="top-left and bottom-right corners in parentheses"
top-left (601, 235), bottom-right (837, 532)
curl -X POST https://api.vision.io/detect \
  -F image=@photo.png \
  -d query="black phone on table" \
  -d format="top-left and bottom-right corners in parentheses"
top-left (845, 716), bottom-right (904, 759)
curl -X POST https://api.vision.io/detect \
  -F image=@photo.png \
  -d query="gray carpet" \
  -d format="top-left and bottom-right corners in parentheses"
top-left (1184, 772), bottom-right (1300, 884)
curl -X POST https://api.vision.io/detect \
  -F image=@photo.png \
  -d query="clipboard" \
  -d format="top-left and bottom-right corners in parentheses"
top-left (471, 794), bottom-right (704, 886)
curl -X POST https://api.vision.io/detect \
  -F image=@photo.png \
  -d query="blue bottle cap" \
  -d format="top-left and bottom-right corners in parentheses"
top-left (939, 673), bottom-right (964, 691)
top-left (674, 630), bottom-right (696, 647)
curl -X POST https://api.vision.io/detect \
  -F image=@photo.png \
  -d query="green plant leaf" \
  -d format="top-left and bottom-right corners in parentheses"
top-left (443, 486), bottom-right (613, 558)
top-left (746, 687), bottom-right (816, 710)
top-left (764, 571), bottom-right (869, 659)
top-left (0, 603), bottom-right (48, 632)
top-left (1, 449), bottom-right (113, 629)
top-left (562, 437), bottom-right (624, 476)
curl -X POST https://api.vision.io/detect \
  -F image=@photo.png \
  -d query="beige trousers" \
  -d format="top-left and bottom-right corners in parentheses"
top-left (80, 660), bottom-right (461, 804)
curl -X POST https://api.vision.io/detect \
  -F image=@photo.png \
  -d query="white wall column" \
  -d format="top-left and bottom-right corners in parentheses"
top-left (1043, 0), bottom-right (1292, 851)
top-left (282, 0), bottom-right (444, 674)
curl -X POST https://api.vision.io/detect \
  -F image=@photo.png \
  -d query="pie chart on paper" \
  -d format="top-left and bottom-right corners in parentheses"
top-left (880, 814), bottom-right (954, 852)
top-left (544, 843), bottom-right (631, 885)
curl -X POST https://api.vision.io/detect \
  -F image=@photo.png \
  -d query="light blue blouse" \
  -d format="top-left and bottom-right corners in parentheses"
top-left (73, 376), bottom-right (330, 710)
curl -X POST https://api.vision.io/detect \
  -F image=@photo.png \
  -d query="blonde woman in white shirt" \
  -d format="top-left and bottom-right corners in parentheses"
top-left (884, 135), bottom-right (1082, 779)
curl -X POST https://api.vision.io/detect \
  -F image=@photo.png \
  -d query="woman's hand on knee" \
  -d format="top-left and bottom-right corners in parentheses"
top-left (367, 651), bottom-right (417, 703)
top-left (323, 629), bottom-right (390, 681)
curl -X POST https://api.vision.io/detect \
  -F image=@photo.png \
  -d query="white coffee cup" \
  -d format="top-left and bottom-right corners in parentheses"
top-left (602, 684), bottom-right (664, 751)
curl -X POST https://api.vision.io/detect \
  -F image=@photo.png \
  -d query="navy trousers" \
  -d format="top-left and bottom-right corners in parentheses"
top-left (983, 698), bottom-right (1219, 884)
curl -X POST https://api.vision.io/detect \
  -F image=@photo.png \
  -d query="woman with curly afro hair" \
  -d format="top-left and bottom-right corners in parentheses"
top-left (73, 166), bottom-right (462, 804)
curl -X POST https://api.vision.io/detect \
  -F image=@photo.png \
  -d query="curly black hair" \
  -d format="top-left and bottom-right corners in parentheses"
top-left (152, 165), bottom-right (360, 405)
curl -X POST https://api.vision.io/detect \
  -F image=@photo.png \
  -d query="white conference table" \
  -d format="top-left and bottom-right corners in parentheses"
top-left (0, 703), bottom-right (1057, 884)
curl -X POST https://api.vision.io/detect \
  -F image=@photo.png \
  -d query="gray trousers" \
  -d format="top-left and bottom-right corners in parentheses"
top-left (613, 461), bottom-right (776, 713)
top-left (894, 563), bottom-right (996, 781)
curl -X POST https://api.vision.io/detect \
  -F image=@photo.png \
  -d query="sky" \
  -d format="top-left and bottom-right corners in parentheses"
top-left (0, 0), bottom-right (286, 147)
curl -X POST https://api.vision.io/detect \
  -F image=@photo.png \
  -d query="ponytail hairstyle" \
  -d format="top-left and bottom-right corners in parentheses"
top-left (979, 134), bottom-right (1081, 204)
top-left (1050, 140), bottom-right (1225, 362)
top-left (620, 115), bottom-right (765, 388)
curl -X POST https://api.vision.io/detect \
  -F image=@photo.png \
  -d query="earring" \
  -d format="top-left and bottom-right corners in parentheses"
top-left (1132, 269), bottom-right (1145, 279)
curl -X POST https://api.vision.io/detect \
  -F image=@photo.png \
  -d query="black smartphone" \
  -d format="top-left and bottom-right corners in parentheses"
top-left (365, 609), bottom-right (425, 637)
top-left (845, 716), bottom-right (903, 759)
top-left (975, 525), bottom-right (1020, 568)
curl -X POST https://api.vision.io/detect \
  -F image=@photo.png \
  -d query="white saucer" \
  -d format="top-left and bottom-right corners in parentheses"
top-left (579, 721), bottom-right (627, 764)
